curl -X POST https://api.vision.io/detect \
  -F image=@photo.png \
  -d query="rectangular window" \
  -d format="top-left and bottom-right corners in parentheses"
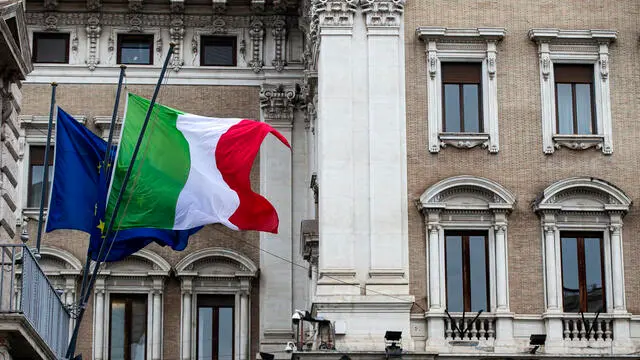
top-left (197, 295), bottom-right (234, 360)
top-left (445, 231), bottom-right (489, 313)
top-left (32, 32), bottom-right (69, 64)
top-left (561, 232), bottom-right (605, 313)
top-left (117, 34), bottom-right (154, 65)
top-left (441, 63), bottom-right (483, 133)
top-left (109, 294), bottom-right (147, 360)
top-left (200, 36), bottom-right (237, 66)
top-left (554, 64), bottom-right (596, 135)
top-left (28, 146), bottom-right (54, 208)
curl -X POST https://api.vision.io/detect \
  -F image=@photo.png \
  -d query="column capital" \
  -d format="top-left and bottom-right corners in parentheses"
top-left (610, 223), bottom-right (623, 233)
top-left (259, 83), bottom-right (299, 126)
top-left (361, 0), bottom-right (404, 28)
top-left (494, 224), bottom-right (507, 233)
top-left (427, 224), bottom-right (441, 234)
top-left (543, 224), bottom-right (557, 234)
top-left (314, 0), bottom-right (358, 28)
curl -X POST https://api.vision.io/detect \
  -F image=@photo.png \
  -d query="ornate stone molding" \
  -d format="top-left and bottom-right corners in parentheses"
top-left (129, 0), bottom-right (143, 12)
top-left (170, 0), bottom-right (184, 13)
top-left (361, 0), bottom-right (404, 27)
top-left (212, 0), bottom-right (226, 14)
top-left (169, 15), bottom-right (185, 71)
top-left (314, 0), bottom-right (358, 27)
top-left (272, 17), bottom-right (287, 72)
top-left (251, 0), bottom-right (265, 13)
top-left (85, 14), bottom-right (102, 71)
top-left (43, 0), bottom-right (58, 11)
top-left (260, 83), bottom-right (298, 125)
top-left (128, 12), bottom-right (143, 32)
top-left (248, 18), bottom-right (265, 73)
top-left (87, 0), bottom-right (101, 11)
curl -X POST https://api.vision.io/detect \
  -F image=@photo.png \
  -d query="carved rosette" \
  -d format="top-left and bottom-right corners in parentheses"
top-left (314, 0), bottom-right (358, 27)
top-left (260, 84), bottom-right (297, 125)
top-left (85, 14), bottom-right (102, 71)
top-left (169, 16), bottom-right (185, 71)
top-left (361, 0), bottom-right (405, 27)
top-left (248, 19), bottom-right (265, 73)
top-left (271, 17), bottom-right (287, 72)
top-left (44, 14), bottom-right (58, 31)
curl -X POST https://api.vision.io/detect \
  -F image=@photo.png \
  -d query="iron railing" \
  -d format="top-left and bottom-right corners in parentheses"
top-left (0, 244), bottom-right (70, 359)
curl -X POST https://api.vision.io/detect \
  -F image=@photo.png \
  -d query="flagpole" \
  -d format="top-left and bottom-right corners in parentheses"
top-left (65, 46), bottom-right (174, 360)
top-left (34, 82), bottom-right (57, 257)
top-left (77, 65), bottom-right (127, 305)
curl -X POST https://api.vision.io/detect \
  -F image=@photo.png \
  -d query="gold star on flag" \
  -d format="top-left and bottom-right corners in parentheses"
top-left (96, 219), bottom-right (105, 234)
top-left (97, 162), bottom-right (102, 172)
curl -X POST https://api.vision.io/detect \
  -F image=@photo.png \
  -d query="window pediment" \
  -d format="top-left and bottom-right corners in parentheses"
top-left (419, 175), bottom-right (515, 213)
top-left (534, 177), bottom-right (631, 214)
top-left (175, 247), bottom-right (258, 278)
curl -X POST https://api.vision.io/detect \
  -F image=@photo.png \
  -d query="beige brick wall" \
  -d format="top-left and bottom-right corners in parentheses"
top-left (405, 0), bottom-right (640, 314)
top-left (20, 84), bottom-right (263, 359)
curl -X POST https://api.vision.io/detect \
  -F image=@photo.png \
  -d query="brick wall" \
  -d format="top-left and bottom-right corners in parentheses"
top-left (405, 0), bottom-right (640, 314)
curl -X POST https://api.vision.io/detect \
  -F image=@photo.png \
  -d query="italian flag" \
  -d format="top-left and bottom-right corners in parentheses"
top-left (105, 93), bottom-right (290, 234)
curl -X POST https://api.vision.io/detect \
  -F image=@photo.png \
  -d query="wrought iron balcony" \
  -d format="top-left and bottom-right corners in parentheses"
top-left (0, 244), bottom-right (70, 359)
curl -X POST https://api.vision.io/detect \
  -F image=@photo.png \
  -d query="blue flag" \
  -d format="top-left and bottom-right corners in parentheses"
top-left (46, 108), bottom-right (201, 262)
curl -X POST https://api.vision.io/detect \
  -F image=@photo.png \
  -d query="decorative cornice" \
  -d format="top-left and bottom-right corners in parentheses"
top-left (260, 83), bottom-right (298, 125)
top-left (528, 28), bottom-right (617, 43)
top-left (417, 27), bottom-right (506, 42)
top-left (361, 0), bottom-right (404, 27)
top-left (314, 0), bottom-right (358, 28)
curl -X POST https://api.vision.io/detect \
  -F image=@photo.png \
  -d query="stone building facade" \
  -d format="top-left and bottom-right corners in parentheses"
top-left (13, 0), bottom-right (640, 359)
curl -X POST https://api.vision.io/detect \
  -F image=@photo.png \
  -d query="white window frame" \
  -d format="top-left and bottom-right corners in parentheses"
top-left (417, 27), bottom-right (505, 153)
top-left (529, 29), bottom-right (616, 155)
top-left (417, 175), bottom-right (516, 350)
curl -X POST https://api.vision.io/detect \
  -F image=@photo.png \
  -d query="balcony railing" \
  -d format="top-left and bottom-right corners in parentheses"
top-left (562, 314), bottom-right (613, 343)
top-left (0, 244), bottom-right (70, 359)
top-left (444, 313), bottom-right (496, 341)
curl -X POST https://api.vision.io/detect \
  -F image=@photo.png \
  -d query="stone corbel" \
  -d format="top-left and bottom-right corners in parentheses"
top-left (85, 14), bottom-right (102, 71)
top-left (598, 42), bottom-right (609, 80)
top-left (260, 83), bottom-right (297, 125)
top-left (315, 0), bottom-right (358, 28)
top-left (248, 18), bottom-right (265, 73)
top-left (487, 41), bottom-right (497, 79)
top-left (361, 0), bottom-right (405, 28)
top-left (271, 17), bottom-right (287, 72)
top-left (169, 15), bottom-right (185, 71)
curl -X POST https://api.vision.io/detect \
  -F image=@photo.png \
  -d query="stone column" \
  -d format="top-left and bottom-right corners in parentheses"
top-left (94, 289), bottom-right (105, 360)
top-left (425, 219), bottom-right (445, 350)
top-left (608, 220), bottom-right (633, 352)
top-left (180, 277), bottom-right (192, 360)
top-left (64, 276), bottom-right (76, 341)
top-left (543, 225), bottom-right (559, 311)
top-left (258, 84), bottom-right (295, 350)
top-left (493, 219), bottom-right (515, 350)
top-left (541, 221), bottom-right (563, 351)
top-left (239, 289), bottom-right (250, 360)
top-left (152, 277), bottom-right (163, 360)
top-left (361, 0), bottom-right (408, 295)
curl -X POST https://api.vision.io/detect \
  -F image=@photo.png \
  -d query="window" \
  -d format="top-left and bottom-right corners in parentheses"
top-left (32, 32), bottom-right (69, 63)
top-left (117, 34), bottom-right (154, 65)
top-left (561, 233), bottom-right (605, 313)
top-left (197, 295), bottom-right (234, 360)
top-left (28, 146), bottom-right (54, 208)
top-left (445, 231), bottom-right (489, 313)
top-left (529, 29), bottom-right (616, 154)
top-left (200, 36), bottom-right (237, 66)
top-left (417, 27), bottom-right (505, 153)
top-left (109, 294), bottom-right (147, 360)
top-left (442, 63), bottom-right (482, 133)
top-left (554, 65), bottom-right (595, 135)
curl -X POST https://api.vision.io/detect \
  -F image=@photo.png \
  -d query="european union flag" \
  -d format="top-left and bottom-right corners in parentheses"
top-left (46, 107), bottom-right (201, 262)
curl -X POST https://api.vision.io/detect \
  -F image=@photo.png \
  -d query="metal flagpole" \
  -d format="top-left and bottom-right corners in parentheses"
top-left (34, 82), bottom-right (57, 257)
top-left (76, 65), bottom-right (127, 314)
top-left (65, 45), bottom-right (174, 360)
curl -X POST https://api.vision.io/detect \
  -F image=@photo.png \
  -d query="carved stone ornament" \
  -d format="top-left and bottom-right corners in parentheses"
top-left (361, 0), bottom-right (405, 27)
top-left (169, 16), bottom-right (185, 71)
top-left (170, 0), bottom-right (184, 13)
top-left (128, 13), bottom-right (143, 32)
top-left (211, 16), bottom-right (227, 33)
top-left (271, 17), bottom-right (287, 72)
top-left (129, 0), bottom-right (143, 12)
top-left (191, 35), bottom-right (198, 65)
top-left (427, 50), bottom-right (437, 79)
top-left (212, 0), bottom-right (226, 14)
top-left (314, 0), bottom-right (358, 27)
top-left (85, 15), bottom-right (102, 71)
top-left (87, 0), bottom-right (101, 11)
top-left (540, 51), bottom-right (551, 80)
top-left (260, 84), bottom-right (297, 124)
top-left (248, 19), bottom-right (265, 73)
top-left (44, 0), bottom-right (58, 11)
top-left (155, 37), bottom-right (163, 54)
top-left (273, 0), bottom-right (289, 13)
top-left (44, 14), bottom-right (58, 31)
top-left (599, 54), bottom-right (609, 80)
top-left (487, 49), bottom-right (497, 79)
top-left (251, 0), bottom-right (265, 13)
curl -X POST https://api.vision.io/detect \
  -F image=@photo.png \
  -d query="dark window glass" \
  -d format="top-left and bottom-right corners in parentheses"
top-left (118, 34), bottom-right (153, 65)
top-left (109, 294), bottom-right (147, 360)
top-left (561, 233), bottom-right (605, 313)
top-left (32, 32), bottom-right (69, 63)
top-left (201, 36), bottom-right (237, 66)
top-left (28, 146), bottom-right (54, 208)
top-left (197, 295), bottom-right (234, 360)
top-left (441, 63), bottom-right (483, 133)
top-left (554, 64), bottom-right (595, 135)
top-left (445, 231), bottom-right (489, 312)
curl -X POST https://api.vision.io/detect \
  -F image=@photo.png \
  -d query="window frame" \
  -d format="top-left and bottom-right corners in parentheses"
top-left (441, 62), bottom-right (484, 133)
top-left (117, 34), bottom-right (154, 65)
top-left (196, 295), bottom-right (235, 360)
top-left (444, 230), bottom-right (490, 313)
top-left (559, 231), bottom-right (606, 313)
top-left (553, 64), bottom-right (597, 136)
top-left (27, 145), bottom-right (54, 209)
top-left (108, 293), bottom-right (148, 360)
top-left (200, 36), bottom-right (237, 67)
top-left (32, 32), bottom-right (70, 64)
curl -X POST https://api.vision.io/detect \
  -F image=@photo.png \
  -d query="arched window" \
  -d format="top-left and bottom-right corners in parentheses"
top-left (417, 175), bottom-right (516, 351)
top-left (175, 248), bottom-right (258, 360)
top-left (534, 177), bottom-right (632, 351)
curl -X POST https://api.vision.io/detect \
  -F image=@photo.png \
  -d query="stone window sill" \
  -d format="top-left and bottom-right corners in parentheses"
top-left (553, 134), bottom-right (605, 152)
top-left (439, 132), bottom-right (490, 150)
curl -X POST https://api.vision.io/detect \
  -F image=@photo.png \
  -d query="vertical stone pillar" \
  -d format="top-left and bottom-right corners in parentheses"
top-left (180, 277), bottom-right (192, 360)
top-left (258, 83), bottom-right (295, 350)
top-left (152, 277), bottom-right (163, 360)
top-left (239, 289), bottom-right (250, 360)
top-left (94, 288), bottom-right (105, 360)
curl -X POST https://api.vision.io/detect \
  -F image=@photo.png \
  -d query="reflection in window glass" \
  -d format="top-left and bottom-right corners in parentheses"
top-left (446, 235), bottom-right (463, 312)
top-left (28, 146), bottom-right (54, 208)
top-left (584, 237), bottom-right (604, 312)
top-left (110, 301), bottom-right (126, 360)
top-left (463, 85), bottom-right (480, 133)
top-left (197, 296), bottom-right (234, 360)
top-left (218, 308), bottom-right (234, 360)
top-left (557, 84), bottom-right (574, 135)
top-left (575, 84), bottom-right (593, 134)
top-left (469, 235), bottom-right (487, 312)
top-left (198, 308), bottom-right (213, 360)
top-left (445, 232), bottom-right (489, 313)
top-left (444, 84), bottom-right (461, 132)
top-left (561, 237), bottom-right (580, 312)
top-left (561, 233), bottom-right (605, 313)
top-left (109, 294), bottom-right (147, 360)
